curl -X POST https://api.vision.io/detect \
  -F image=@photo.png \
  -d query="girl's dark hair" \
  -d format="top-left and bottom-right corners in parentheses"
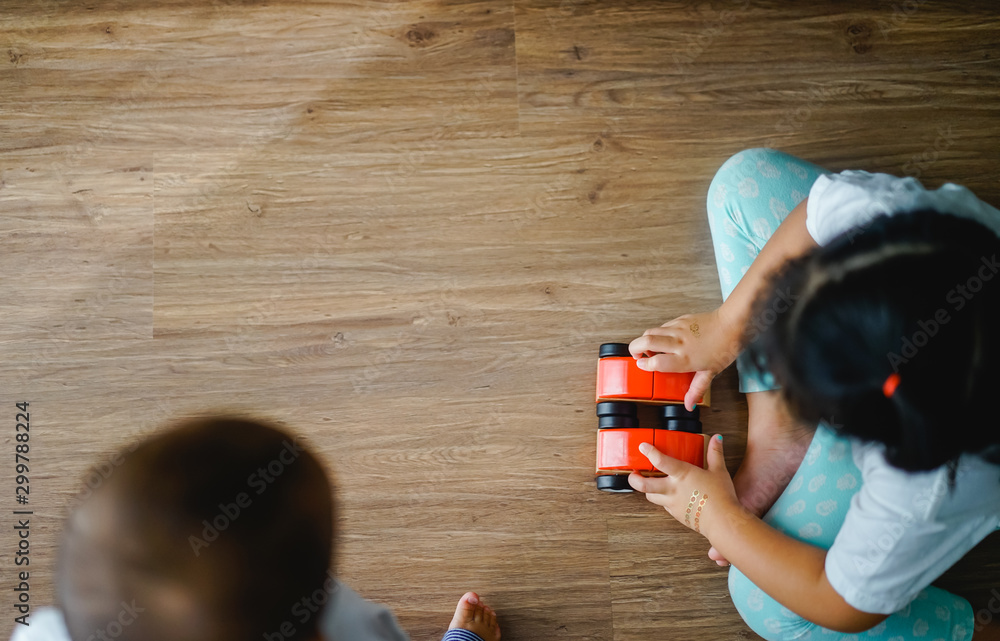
top-left (58, 415), bottom-right (335, 641)
top-left (748, 210), bottom-right (1000, 472)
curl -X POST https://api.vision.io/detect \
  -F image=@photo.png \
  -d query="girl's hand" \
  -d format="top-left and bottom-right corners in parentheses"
top-left (628, 309), bottom-right (743, 411)
top-left (628, 309), bottom-right (757, 560)
top-left (627, 435), bottom-right (740, 540)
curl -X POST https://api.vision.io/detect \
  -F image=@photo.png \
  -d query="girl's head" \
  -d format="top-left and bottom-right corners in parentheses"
top-left (750, 210), bottom-right (1000, 472)
top-left (57, 415), bottom-right (336, 641)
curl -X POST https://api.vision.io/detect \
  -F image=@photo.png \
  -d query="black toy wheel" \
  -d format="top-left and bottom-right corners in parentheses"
top-left (596, 401), bottom-right (638, 418)
top-left (661, 404), bottom-right (700, 421)
top-left (598, 415), bottom-right (638, 429)
top-left (596, 475), bottom-right (635, 493)
top-left (661, 418), bottom-right (702, 434)
top-left (599, 343), bottom-right (632, 358)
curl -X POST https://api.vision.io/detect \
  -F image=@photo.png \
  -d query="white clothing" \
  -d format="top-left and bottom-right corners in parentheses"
top-left (826, 445), bottom-right (1000, 613)
top-left (806, 169), bottom-right (1000, 613)
top-left (805, 170), bottom-right (1000, 245)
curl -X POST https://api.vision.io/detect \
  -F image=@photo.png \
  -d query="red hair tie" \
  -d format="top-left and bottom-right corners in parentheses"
top-left (882, 373), bottom-right (901, 398)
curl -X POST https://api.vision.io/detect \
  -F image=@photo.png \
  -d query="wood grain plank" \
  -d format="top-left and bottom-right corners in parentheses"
top-left (1, 2), bottom-right (999, 640)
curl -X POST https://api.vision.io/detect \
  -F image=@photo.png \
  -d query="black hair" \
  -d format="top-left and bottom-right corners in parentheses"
top-left (57, 415), bottom-right (335, 641)
top-left (748, 209), bottom-right (1000, 472)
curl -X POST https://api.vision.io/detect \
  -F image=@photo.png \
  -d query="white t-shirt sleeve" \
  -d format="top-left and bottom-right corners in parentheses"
top-left (806, 170), bottom-right (1000, 245)
top-left (9, 608), bottom-right (72, 641)
top-left (824, 446), bottom-right (1000, 614)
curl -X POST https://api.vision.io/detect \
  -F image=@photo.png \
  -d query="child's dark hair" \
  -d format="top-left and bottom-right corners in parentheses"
top-left (57, 415), bottom-right (335, 641)
top-left (748, 210), bottom-right (1000, 472)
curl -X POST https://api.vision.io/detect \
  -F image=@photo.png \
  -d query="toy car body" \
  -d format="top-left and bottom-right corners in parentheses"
top-left (595, 344), bottom-right (709, 493)
top-left (596, 342), bottom-right (709, 405)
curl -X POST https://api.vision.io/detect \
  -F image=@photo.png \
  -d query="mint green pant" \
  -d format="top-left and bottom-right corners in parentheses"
top-left (707, 149), bottom-right (974, 641)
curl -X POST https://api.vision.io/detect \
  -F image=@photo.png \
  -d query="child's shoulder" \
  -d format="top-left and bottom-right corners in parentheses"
top-left (854, 440), bottom-right (1000, 521)
top-left (806, 169), bottom-right (1000, 245)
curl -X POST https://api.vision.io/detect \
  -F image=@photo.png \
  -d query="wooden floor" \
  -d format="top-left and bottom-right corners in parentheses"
top-left (2, 2), bottom-right (1000, 639)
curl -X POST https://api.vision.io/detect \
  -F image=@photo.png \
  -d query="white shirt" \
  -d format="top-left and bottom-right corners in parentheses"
top-left (806, 170), bottom-right (1000, 613)
top-left (826, 444), bottom-right (1000, 613)
top-left (805, 170), bottom-right (1000, 245)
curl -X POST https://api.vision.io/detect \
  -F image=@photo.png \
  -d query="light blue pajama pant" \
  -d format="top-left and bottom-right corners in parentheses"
top-left (707, 148), bottom-right (975, 641)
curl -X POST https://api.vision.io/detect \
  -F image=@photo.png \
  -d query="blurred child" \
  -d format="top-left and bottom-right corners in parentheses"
top-left (11, 416), bottom-right (500, 641)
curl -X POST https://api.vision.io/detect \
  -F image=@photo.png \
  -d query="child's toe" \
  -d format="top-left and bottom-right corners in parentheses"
top-left (448, 592), bottom-right (481, 630)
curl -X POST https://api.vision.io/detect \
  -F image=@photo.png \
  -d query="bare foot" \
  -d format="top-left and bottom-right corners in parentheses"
top-left (732, 425), bottom-right (813, 515)
top-left (709, 390), bottom-right (814, 566)
top-left (448, 592), bottom-right (501, 641)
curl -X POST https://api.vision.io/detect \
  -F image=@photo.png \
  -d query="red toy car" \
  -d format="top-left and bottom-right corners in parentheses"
top-left (595, 343), bottom-right (709, 493)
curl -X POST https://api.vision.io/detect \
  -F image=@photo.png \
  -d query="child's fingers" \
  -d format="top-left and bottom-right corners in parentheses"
top-left (636, 352), bottom-right (687, 372)
top-left (683, 371), bottom-right (714, 410)
top-left (638, 442), bottom-right (685, 477)
top-left (627, 471), bottom-right (670, 494)
top-left (629, 333), bottom-right (680, 358)
top-left (643, 324), bottom-right (683, 336)
top-left (707, 434), bottom-right (726, 473)
top-left (642, 491), bottom-right (671, 509)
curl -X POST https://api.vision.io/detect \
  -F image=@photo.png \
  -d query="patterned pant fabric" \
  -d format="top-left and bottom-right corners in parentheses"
top-left (706, 149), bottom-right (974, 641)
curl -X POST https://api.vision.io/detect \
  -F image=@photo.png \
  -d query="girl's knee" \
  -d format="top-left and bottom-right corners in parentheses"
top-left (728, 567), bottom-right (815, 641)
top-left (710, 148), bottom-right (778, 187)
top-left (706, 148), bottom-right (777, 221)
top-left (727, 566), bottom-right (770, 634)
top-left (718, 148), bottom-right (780, 173)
